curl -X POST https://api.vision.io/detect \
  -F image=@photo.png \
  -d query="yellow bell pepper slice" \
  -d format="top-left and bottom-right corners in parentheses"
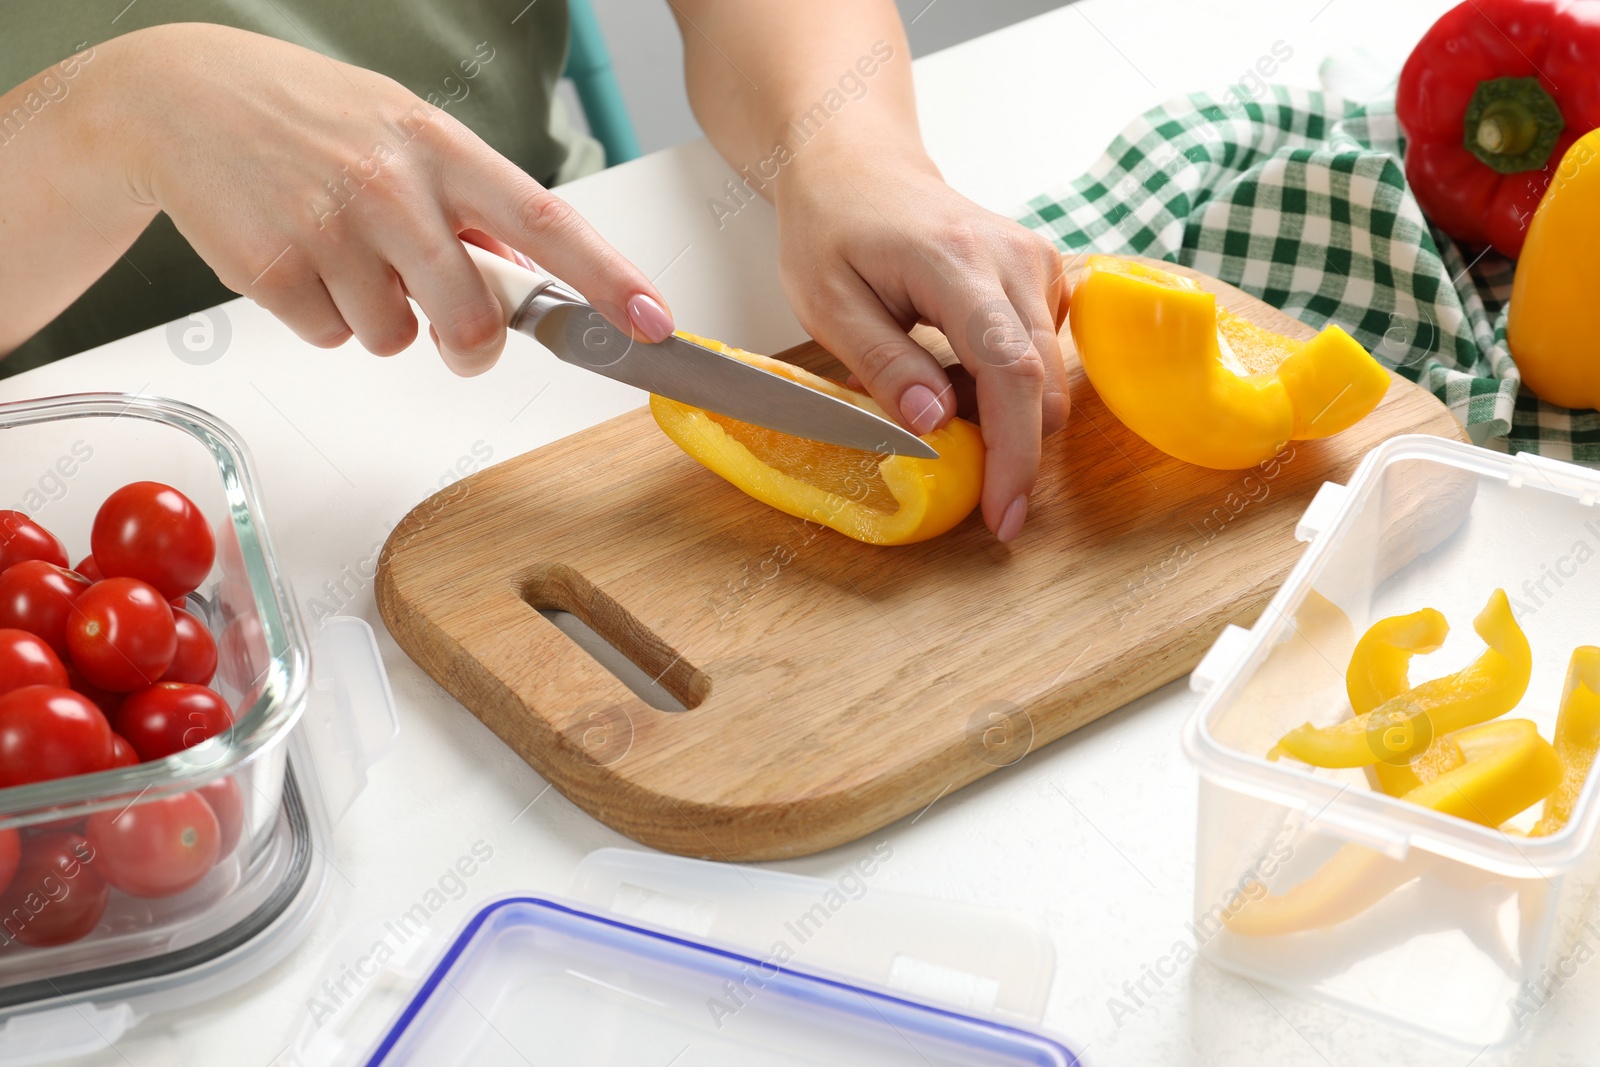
top-left (1402, 718), bottom-right (1561, 827)
top-left (1344, 606), bottom-right (1455, 795)
top-left (1229, 718), bottom-right (1559, 937)
top-left (1067, 256), bottom-right (1390, 469)
top-left (1507, 129), bottom-right (1600, 410)
top-left (1346, 607), bottom-right (1450, 715)
top-left (1271, 590), bottom-right (1530, 768)
top-left (649, 333), bottom-right (984, 545)
top-left (1533, 647), bottom-right (1600, 837)
top-left (1222, 846), bottom-right (1414, 938)
top-left (1370, 734), bottom-right (1466, 798)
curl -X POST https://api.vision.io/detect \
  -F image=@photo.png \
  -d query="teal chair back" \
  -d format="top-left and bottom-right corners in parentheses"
top-left (564, 0), bottom-right (641, 165)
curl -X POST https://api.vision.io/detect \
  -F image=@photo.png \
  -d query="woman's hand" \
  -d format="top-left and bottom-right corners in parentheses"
top-left (775, 146), bottom-right (1070, 542)
top-left (673, 0), bottom-right (1069, 541)
top-left (103, 23), bottom-right (673, 373)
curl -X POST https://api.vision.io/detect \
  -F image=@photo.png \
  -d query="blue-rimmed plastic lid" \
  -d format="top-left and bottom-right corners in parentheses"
top-left (365, 895), bottom-right (1079, 1065)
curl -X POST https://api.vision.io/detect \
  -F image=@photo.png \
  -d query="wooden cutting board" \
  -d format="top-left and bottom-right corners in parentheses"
top-left (375, 263), bottom-right (1463, 860)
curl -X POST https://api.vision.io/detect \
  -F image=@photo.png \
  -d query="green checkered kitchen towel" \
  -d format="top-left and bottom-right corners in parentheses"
top-left (1014, 85), bottom-right (1600, 463)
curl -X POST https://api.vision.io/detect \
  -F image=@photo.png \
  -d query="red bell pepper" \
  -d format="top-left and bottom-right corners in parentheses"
top-left (1396, 0), bottom-right (1600, 258)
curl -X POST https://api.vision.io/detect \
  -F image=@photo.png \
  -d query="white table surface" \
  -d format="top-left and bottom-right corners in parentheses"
top-left (7, 1), bottom-right (1596, 1064)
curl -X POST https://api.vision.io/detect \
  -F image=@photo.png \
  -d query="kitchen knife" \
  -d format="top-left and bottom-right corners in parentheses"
top-left (463, 243), bottom-right (938, 459)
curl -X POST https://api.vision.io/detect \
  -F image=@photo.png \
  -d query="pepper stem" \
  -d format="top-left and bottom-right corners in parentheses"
top-left (1476, 105), bottom-right (1535, 156)
top-left (1463, 77), bottom-right (1565, 174)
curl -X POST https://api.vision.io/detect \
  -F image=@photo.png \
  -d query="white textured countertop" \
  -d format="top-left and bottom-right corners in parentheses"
top-left (7, 1), bottom-right (1595, 1063)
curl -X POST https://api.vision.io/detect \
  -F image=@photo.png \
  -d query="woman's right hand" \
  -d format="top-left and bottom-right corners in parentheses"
top-left (100, 23), bottom-right (674, 374)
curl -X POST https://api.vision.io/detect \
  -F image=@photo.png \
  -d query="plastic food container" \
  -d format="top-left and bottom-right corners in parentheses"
top-left (350, 848), bottom-right (1080, 1065)
top-left (0, 394), bottom-right (397, 1061)
top-left (1185, 435), bottom-right (1600, 1047)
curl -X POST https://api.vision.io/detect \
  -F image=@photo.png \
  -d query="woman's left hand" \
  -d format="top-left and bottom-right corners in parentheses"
top-left (774, 146), bottom-right (1071, 543)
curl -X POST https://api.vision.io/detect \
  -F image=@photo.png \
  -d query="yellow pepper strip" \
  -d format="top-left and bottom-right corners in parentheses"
top-left (1222, 846), bottom-right (1414, 938)
top-left (649, 334), bottom-right (984, 545)
top-left (1229, 719), bottom-right (1559, 937)
top-left (1344, 606), bottom-right (1454, 795)
top-left (1371, 734), bottom-right (1466, 797)
top-left (1507, 130), bottom-right (1600, 411)
top-left (1533, 647), bottom-right (1600, 837)
top-left (1346, 607), bottom-right (1450, 715)
top-left (1271, 589), bottom-right (1530, 768)
top-left (1067, 256), bottom-right (1390, 469)
top-left (1400, 719), bottom-right (1561, 827)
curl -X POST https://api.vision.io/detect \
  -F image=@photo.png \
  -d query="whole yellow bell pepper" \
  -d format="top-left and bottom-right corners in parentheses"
top-left (1507, 129), bottom-right (1600, 410)
top-left (650, 334), bottom-right (984, 545)
top-left (1068, 257), bottom-right (1390, 469)
top-left (1230, 718), bottom-right (1559, 937)
top-left (1271, 590), bottom-right (1530, 768)
top-left (1533, 646), bottom-right (1600, 836)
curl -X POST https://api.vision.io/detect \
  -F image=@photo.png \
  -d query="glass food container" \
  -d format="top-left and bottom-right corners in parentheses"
top-left (1185, 434), bottom-right (1600, 1048)
top-left (0, 393), bottom-right (396, 1061)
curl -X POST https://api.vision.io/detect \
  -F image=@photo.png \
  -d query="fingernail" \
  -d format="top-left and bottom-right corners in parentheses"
top-left (899, 383), bottom-right (946, 435)
top-left (997, 494), bottom-right (1028, 543)
top-left (627, 293), bottom-right (674, 343)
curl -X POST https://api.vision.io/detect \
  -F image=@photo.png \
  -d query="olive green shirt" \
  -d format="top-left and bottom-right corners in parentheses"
top-left (2, 1), bottom-right (593, 376)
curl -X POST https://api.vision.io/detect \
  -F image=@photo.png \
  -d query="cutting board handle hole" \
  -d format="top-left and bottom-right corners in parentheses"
top-left (520, 565), bottom-right (708, 712)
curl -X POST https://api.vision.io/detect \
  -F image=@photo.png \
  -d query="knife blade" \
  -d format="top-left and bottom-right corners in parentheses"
top-left (464, 243), bottom-right (938, 459)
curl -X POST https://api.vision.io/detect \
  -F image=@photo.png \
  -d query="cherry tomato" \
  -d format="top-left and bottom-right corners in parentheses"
top-left (0, 833), bottom-right (108, 947)
top-left (198, 776), bottom-right (244, 858)
top-left (111, 682), bottom-right (233, 761)
top-left (163, 609), bottom-right (217, 686)
top-left (0, 629), bottom-right (68, 696)
top-left (67, 667), bottom-right (126, 720)
top-left (0, 561), bottom-right (92, 659)
top-left (86, 791), bottom-right (219, 898)
top-left (79, 558), bottom-right (188, 607)
top-left (0, 686), bottom-right (113, 787)
top-left (66, 578), bottom-right (176, 692)
top-left (0, 828), bottom-right (18, 895)
top-left (218, 612), bottom-right (269, 693)
top-left (91, 483), bottom-right (215, 600)
top-left (109, 734), bottom-right (140, 768)
top-left (0, 511), bottom-right (68, 571)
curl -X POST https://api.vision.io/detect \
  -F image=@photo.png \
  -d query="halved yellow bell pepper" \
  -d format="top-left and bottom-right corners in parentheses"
top-left (1533, 647), bottom-right (1600, 837)
top-left (1230, 718), bottom-right (1559, 937)
top-left (1272, 590), bottom-right (1530, 768)
top-left (649, 334), bottom-right (984, 545)
top-left (1067, 256), bottom-right (1391, 469)
top-left (1507, 129), bottom-right (1600, 411)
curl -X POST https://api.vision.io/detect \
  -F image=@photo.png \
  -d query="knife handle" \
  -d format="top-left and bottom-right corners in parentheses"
top-left (462, 241), bottom-right (568, 329)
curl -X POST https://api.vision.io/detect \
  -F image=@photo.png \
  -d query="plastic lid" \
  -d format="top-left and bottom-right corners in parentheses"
top-left (364, 894), bottom-right (1078, 1066)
